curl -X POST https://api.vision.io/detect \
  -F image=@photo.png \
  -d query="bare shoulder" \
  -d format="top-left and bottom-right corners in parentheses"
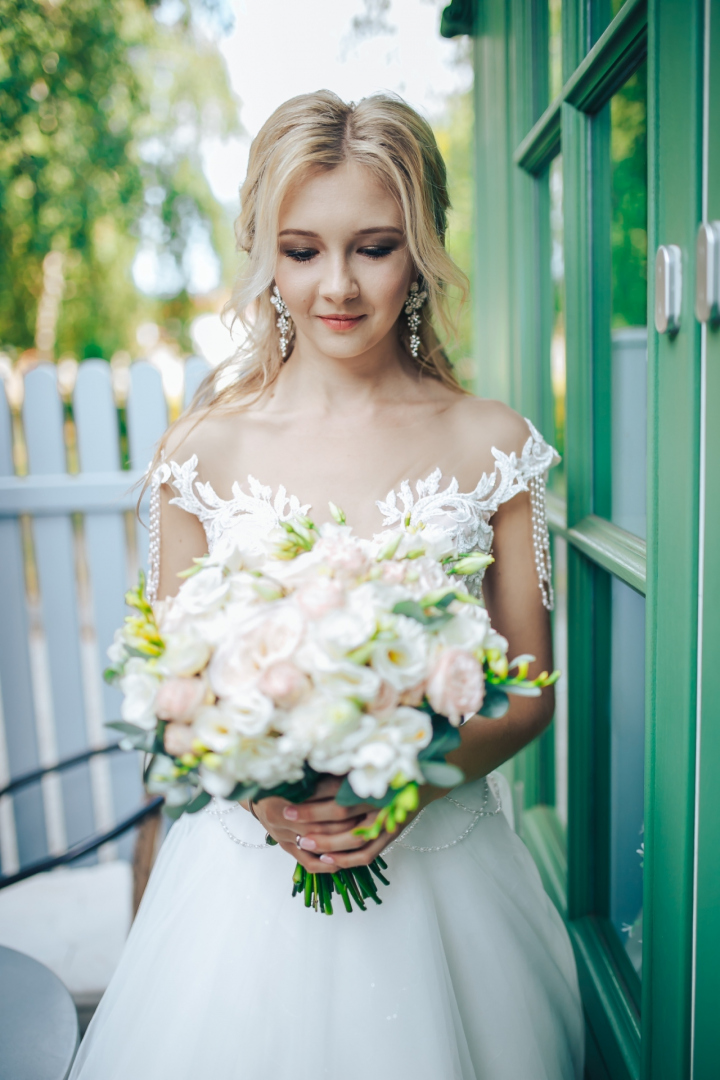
top-left (443, 394), bottom-right (534, 465)
top-left (162, 405), bottom-right (240, 478)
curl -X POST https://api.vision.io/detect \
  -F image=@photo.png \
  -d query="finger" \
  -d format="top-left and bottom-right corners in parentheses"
top-left (305, 776), bottom-right (342, 800)
top-left (278, 841), bottom-right (335, 874)
top-left (296, 826), bottom-right (371, 855)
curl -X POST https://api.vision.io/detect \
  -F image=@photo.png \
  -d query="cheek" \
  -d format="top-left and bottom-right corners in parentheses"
top-left (360, 259), bottom-right (412, 314)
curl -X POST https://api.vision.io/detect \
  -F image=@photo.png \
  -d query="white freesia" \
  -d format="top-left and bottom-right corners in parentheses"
top-left (370, 615), bottom-right (429, 690)
top-left (120, 659), bottom-right (160, 729)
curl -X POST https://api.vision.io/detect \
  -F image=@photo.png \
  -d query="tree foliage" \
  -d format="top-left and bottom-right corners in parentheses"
top-left (0, 0), bottom-right (241, 360)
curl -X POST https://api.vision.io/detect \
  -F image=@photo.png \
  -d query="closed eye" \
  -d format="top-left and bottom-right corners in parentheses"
top-left (358, 246), bottom-right (394, 259)
top-left (284, 248), bottom-right (318, 263)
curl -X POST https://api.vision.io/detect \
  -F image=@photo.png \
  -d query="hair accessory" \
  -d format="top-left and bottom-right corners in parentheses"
top-left (404, 281), bottom-right (427, 358)
top-left (270, 285), bottom-right (292, 358)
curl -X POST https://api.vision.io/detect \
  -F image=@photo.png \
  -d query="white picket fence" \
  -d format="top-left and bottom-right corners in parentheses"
top-left (0, 357), bottom-right (209, 877)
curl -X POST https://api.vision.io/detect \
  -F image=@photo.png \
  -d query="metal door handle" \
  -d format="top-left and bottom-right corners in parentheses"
top-left (655, 244), bottom-right (682, 335)
top-left (696, 222), bottom-right (720, 325)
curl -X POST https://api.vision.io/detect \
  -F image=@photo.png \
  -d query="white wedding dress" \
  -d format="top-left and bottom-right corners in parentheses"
top-left (70, 418), bottom-right (584, 1080)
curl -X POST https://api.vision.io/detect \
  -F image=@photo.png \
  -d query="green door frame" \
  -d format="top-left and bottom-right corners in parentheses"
top-left (691, 2), bottom-right (720, 1077)
top-left (443, 0), bottom-right (719, 1075)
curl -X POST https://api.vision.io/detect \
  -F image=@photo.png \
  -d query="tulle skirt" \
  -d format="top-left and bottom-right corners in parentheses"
top-left (69, 776), bottom-right (583, 1080)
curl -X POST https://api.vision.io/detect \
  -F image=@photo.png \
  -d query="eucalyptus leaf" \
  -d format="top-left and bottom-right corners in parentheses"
top-left (418, 721), bottom-right (462, 761)
top-left (106, 720), bottom-right (147, 737)
top-left (184, 790), bottom-right (212, 814)
top-left (227, 782), bottom-right (260, 803)
top-left (420, 760), bottom-right (465, 787)
top-left (335, 776), bottom-right (396, 808)
top-left (478, 686), bottom-right (510, 718)
top-left (392, 600), bottom-right (453, 628)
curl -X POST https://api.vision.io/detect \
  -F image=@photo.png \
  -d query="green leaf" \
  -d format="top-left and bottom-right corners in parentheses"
top-left (391, 600), bottom-right (453, 628)
top-left (335, 776), bottom-right (397, 808)
top-left (418, 715), bottom-right (462, 760)
top-left (478, 686), bottom-right (510, 718)
top-left (106, 720), bottom-right (147, 737)
top-left (163, 803), bottom-right (188, 821)
top-left (227, 782), bottom-right (260, 803)
top-left (184, 789), bottom-right (211, 814)
top-left (420, 760), bottom-right (465, 787)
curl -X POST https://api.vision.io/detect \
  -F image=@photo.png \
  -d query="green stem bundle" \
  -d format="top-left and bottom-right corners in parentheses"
top-left (291, 856), bottom-right (389, 914)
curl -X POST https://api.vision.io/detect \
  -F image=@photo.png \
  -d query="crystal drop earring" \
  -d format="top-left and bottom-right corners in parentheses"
top-left (270, 285), bottom-right (292, 358)
top-left (404, 280), bottom-right (427, 359)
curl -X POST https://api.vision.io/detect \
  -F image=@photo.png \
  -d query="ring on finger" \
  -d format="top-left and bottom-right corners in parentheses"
top-left (295, 834), bottom-right (302, 849)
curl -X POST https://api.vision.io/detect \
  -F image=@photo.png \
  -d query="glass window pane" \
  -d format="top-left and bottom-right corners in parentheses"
top-left (550, 153), bottom-right (565, 492)
top-left (610, 575), bottom-right (645, 977)
top-left (610, 63), bottom-right (648, 538)
top-left (549, 0), bottom-right (563, 100)
top-left (552, 535), bottom-right (568, 827)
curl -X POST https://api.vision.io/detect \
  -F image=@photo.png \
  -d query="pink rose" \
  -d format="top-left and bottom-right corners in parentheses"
top-left (258, 661), bottom-right (309, 708)
top-left (380, 561), bottom-right (406, 585)
top-left (295, 578), bottom-right (344, 619)
top-left (399, 680), bottom-right (426, 707)
top-left (426, 647), bottom-right (484, 725)
top-left (313, 536), bottom-right (370, 578)
top-left (370, 680), bottom-right (400, 716)
top-left (155, 677), bottom-right (205, 723)
top-left (164, 722), bottom-right (197, 757)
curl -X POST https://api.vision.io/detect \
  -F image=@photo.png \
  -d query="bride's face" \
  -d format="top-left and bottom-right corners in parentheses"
top-left (274, 159), bottom-right (415, 361)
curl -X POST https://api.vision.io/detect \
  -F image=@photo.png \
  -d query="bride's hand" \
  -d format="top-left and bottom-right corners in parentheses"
top-left (251, 777), bottom-right (393, 873)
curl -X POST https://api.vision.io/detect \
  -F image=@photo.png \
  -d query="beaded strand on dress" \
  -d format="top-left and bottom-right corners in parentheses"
top-left (529, 472), bottom-right (554, 611)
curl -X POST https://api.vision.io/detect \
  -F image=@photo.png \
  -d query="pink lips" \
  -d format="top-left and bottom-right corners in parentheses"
top-left (317, 314), bottom-right (365, 332)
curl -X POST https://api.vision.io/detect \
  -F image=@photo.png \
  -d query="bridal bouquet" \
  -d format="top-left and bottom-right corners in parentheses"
top-left (106, 507), bottom-right (557, 914)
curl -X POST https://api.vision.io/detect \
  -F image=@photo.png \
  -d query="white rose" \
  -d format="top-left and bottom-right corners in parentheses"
top-left (175, 566), bottom-right (229, 615)
top-left (225, 734), bottom-right (305, 789)
top-left (370, 615), bottom-right (429, 691)
top-left (157, 632), bottom-right (211, 677)
top-left (308, 712), bottom-right (378, 776)
top-left (436, 609), bottom-right (491, 654)
top-left (154, 676), bottom-right (206, 722)
top-left (225, 689), bottom-right (275, 737)
top-left (294, 577), bottom-right (345, 619)
top-left (258, 661), bottom-right (310, 708)
top-left (311, 607), bottom-right (375, 658)
top-left (312, 658), bottom-right (381, 703)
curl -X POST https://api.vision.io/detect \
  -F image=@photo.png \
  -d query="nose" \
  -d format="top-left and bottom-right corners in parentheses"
top-left (319, 253), bottom-right (359, 306)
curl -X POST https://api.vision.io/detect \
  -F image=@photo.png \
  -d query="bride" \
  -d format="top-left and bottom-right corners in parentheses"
top-left (70, 91), bottom-right (583, 1079)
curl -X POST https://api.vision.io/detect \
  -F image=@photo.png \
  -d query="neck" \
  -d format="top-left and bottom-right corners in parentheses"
top-left (267, 329), bottom-right (415, 414)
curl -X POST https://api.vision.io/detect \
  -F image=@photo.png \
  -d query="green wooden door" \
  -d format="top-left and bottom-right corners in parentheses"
top-left (450, 0), bottom-right (720, 1074)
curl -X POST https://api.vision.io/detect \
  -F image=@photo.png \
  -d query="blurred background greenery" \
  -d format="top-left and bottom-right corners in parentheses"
top-left (0, 0), bottom-right (475, 393)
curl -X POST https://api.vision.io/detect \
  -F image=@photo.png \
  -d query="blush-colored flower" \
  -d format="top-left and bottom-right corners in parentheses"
top-left (399, 680), bottom-right (426, 707)
top-left (258, 661), bottom-right (309, 708)
top-left (164, 722), bottom-right (196, 757)
top-left (295, 577), bottom-right (345, 619)
top-left (426, 647), bottom-right (484, 725)
top-left (155, 677), bottom-right (205, 722)
top-left (370, 680), bottom-right (400, 716)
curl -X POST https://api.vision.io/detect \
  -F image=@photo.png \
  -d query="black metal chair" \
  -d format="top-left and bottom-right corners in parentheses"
top-left (0, 745), bottom-right (163, 891)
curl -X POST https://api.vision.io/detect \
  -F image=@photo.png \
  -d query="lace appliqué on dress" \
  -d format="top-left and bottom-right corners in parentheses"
top-left (375, 418), bottom-right (559, 609)
top-left (145, 454), bottom-right (311, 604)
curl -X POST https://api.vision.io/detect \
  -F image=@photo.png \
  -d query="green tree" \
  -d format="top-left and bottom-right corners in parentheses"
top-left (0, 0), bottom-right (240, 360)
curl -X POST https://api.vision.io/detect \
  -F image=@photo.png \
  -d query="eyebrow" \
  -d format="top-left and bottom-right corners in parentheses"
top-left (278, 226), bottom-right (404, 237)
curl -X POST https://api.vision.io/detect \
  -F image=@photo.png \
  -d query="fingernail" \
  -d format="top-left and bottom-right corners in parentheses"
top-left (283, 807), bottom-right (298, 820)
top-left (298, 837), bottom-right (316, 851)
top-left (320, 854), bottom-right (336, 864)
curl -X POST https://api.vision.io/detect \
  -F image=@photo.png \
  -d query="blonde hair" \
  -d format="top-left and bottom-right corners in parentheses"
top-left (150, 90), bottom-right (468, 472)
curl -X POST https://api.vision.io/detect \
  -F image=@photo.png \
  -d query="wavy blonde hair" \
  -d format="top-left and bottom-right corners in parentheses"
top-left (150, 90), bottom-right (468, 473)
